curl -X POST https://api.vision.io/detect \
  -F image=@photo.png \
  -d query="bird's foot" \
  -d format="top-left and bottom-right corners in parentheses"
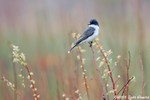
top-left (89, 41), bottom-right (93, 47)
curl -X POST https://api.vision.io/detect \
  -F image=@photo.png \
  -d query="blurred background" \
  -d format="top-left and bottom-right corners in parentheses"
top-left (0, 0), bottom-right (150, 99)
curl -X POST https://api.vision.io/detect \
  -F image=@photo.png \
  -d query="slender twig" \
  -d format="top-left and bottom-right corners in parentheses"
top-left (24, 65), bottom-right (40, 100)
top-left (95, 42), bottom-right (118, 100)
top-left (117, 76), bottom-right (134, 95)
top-left (120, 77), bottom-right (133, 98)
top-left (90, 47), bottom-right (107, 100)
top-left (74, 34), bottom-right (90, 100)
top-left (77, 47), bottom-right (90, 100)
top-left (1, 75), bottom-right (24, 100)
top-left (8, 42), bottom-right (18, 100)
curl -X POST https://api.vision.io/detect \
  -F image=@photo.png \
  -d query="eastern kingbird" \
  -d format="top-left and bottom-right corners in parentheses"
top-left (69, 19), bottom-right (99, 52)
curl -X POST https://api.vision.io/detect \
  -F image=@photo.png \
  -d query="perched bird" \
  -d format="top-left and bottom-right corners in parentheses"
top-left (69, 19), bottom-right (99, 52)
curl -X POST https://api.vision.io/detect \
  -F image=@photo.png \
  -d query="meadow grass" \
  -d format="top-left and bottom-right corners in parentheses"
top-left (0, 32), bottom-right (148, 100)
top-left (0, 0), bottom-right (150, 99)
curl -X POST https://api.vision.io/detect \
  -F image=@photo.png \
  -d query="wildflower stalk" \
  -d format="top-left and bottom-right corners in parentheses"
top-left (77, 47), bottom-right (90, 100)
top-left (25, 64), bottom-right (40, 100)
top-left (8, 42), bottom-right (18, 100)
top-left (11, 44), bottom-right (40, 100)
top-left (120, 77), bottom-right (134, 97)
top-left (74, 34), bottom-right (90, 100)
top-left (1, 75), bottom-right (24, 100)
top-left (95, 42), bottom-right (118, 100)
top-left (90, 47), bottom-right (107, 100)
top-left (117, 77), bottom-right (134, 95)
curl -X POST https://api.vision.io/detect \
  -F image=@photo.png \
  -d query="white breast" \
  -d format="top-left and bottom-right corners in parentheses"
top-left (86, 25), bottom-right (99, 42)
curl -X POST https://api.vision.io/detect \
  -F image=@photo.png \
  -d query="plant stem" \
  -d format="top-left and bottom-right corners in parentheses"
top-left (96, 42), bottom-right (118, 100)
top-left (91, 47), bottom-right (107, 100)
top-left (25, 65), bottom-right (39, 100)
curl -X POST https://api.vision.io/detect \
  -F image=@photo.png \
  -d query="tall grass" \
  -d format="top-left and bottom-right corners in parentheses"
top-left (0, 0), bottom-right (150, 99)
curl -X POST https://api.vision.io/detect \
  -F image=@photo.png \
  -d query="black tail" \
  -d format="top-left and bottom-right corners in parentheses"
top-left (69, 44), bottom-right (78, 52)
top-left (69, 39), bottom-right (82, 52)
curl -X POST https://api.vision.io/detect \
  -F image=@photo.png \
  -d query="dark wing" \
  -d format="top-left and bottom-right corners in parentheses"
top-left (69, 27), bottom-right (95, 51)
top-left (75, 27), bottom-right (95, 45)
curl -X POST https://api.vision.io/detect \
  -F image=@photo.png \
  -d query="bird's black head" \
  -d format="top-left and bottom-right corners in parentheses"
top-left (88, 19), bottom-right (99, 26)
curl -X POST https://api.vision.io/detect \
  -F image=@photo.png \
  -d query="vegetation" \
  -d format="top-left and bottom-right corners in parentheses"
top-left (0, 0), bottom-right (149, 100)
